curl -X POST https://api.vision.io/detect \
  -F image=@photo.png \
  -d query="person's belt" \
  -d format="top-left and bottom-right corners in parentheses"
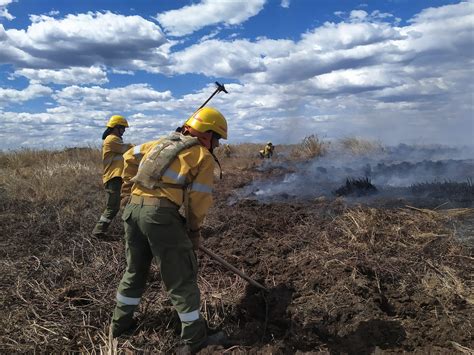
top-left (130, 195), bottom-right (179, 209)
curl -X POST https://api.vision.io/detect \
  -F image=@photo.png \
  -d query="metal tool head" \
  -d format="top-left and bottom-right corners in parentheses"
top-left (215, 81), bottom-right (228, 94)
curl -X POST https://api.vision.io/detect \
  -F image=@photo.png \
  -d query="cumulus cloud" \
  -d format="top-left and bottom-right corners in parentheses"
top-left (167, 21), bottom-right (405, 82)
top-left (350, 10), bottom-right (368, 21)
top-left (1, 1), bottom-right (473, 149)
top-left (0, 0), bottom-right (15, 20)
top-left (2, 12), bottom-right (168, 70)
top-left (167, 0), bottom-right (473, 106)
top-left (53, 84), bottom-right (173, 112)
top-left (14, 66), bottom-right (108, 85)
top-left (0, 24), bottom-right (36, 65)
top-left (170, 38), bottom-right (290, 77)
top-left (156, 0), bottom-right (266, 36)
top-left (0, 83), bottom-right (52, 107)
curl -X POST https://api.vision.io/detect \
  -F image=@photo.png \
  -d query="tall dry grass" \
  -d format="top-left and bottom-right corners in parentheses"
top-left (214, 143), bottom-right (266, 172)
top-left (337, 137), bottom-right (384, 155)
top-left (0, 147), bottom-right (248, 353)
top-left (0, 148), bottom-right (101, 202)
top-left (1, 143), bottom-right (472, 353)
top-left (290, 135), bottom-right (329, 160)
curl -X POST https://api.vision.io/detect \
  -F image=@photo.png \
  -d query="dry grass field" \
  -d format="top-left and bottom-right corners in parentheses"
top-left (0, 139), bottom-right (473, 354)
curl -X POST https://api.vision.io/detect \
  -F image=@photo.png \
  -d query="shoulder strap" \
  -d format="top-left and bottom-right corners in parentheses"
top-left (131, 132), bottom-right (199, 190)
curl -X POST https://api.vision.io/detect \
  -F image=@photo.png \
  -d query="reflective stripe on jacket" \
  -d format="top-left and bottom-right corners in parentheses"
top-left (122, 138), bottom-right (215, 231)
top-left (102, 135), bottom-right (134, 184)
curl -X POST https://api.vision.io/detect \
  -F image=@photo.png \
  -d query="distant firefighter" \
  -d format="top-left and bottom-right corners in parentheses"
top-left (223, 144), bottom-right (232, 157)
top-left (259, 142), bottom-right (274, 159)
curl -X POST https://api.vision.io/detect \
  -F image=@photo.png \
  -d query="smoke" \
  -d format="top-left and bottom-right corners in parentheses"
top-left (236, 144), bottom-right (474, 208)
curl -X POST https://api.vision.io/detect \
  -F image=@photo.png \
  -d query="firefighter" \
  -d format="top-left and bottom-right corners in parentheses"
top-left (110, 107), bottom-right (228, 352)
top-left (223, 143), bottom-right (232, 157)
top-left (259, 141), bottom-right (274, 158)
top-left (92, 115), bottom-right (134, 238)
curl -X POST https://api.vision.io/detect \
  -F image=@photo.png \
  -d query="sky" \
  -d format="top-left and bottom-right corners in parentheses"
top-left (0, 0), bottom-right (473, 150)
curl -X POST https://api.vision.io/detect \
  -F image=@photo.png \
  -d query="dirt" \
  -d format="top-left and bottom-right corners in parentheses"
top-left (0, 158), bottom-right (473, 354)
top-left (192, 168), bottom-right (474, 354)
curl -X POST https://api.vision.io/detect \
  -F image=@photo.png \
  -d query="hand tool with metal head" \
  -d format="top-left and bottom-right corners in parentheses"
top-left (199, 245), bottom-right (268, 291)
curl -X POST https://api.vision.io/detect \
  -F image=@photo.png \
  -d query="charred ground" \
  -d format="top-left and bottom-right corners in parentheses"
top-left (0, 145), bottom-right (473, 354)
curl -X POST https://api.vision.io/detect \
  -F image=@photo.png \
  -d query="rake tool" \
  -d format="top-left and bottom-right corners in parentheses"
top-left (199, 246), bottom-right (268, 292)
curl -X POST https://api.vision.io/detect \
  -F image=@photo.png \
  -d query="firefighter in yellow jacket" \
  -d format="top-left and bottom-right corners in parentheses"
top-left (223, 143), bottom-right (232, 158)
top-left (259, 141), bottom-right (274, 158)
top-left (92, 115), bottom-right (134, 237)
top-left (110, 107), bottom-right (228, 352)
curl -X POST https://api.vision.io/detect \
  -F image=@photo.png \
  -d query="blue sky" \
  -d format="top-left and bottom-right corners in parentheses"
top-left (0, 0), bottom-right (472, 150)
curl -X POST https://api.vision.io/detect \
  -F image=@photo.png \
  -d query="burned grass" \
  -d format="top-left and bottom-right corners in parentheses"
top-left (0, 147), bottom-right (473, 354)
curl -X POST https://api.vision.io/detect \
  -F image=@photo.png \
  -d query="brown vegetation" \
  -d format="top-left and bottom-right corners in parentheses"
top-left (290, 135), bottom-right (329, 160)
top-left (337, 137), bottom-right (384, 155)
top-left (0, 145), bottom-right (472, 354)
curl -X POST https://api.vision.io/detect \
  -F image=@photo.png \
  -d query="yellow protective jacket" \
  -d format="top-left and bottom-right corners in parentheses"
top-left (122, 137), bottom-right (215, 231)
top-left (260, 144), bottom-right (274, 157)
top-left (102, 135), bottom-right (134, 184)
top-left (264, 145), bottom-right (274, 155)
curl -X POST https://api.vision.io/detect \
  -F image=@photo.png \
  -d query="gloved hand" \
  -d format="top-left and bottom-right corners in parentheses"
top-left (188, 229), bottom-right (201, 250)
top-left (120, 195), bottom-right (130, 209)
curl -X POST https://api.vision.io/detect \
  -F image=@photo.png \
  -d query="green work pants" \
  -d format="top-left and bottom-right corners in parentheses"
top-left (92, 177), bottom-right (121, 235)
top-left (111, 202), bottom-right (206, 350)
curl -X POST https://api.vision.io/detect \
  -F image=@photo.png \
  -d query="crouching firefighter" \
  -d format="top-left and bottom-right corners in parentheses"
top-left (92, 115), bottom-right (134, 238)
top-left (110, 107), bottom-right (228, 352)
top-left (259, 142), bottom-right (274, 159)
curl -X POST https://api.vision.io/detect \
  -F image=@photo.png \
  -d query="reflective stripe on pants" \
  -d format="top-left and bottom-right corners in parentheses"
top-left (111, 204), bottom-right (206, 349)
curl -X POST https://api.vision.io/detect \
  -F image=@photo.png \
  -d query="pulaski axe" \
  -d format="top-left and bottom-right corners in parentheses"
top-left (199, 246), bottom-right (268, 292)
top-left (198, 81), bottom-right (228, 110)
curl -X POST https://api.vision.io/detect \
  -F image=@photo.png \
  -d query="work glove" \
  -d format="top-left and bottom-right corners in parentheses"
top-left (188, 229), bottom-right (201, 250)
top-left (120, 194), bottom-right (130, 209)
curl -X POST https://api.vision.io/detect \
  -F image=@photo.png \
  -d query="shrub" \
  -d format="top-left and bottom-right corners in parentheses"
top-left (290, 135), bottom-right (328, 160)
top-left (338, 137), bottom-right (384, 155)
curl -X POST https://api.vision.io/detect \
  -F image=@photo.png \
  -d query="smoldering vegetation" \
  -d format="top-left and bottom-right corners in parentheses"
top-left (238, 141), bottom-right (474, 209)
top-left (0, 140), bottom-right (473, 354)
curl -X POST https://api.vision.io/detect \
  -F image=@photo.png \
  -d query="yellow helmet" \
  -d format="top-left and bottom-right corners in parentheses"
top-left (185, 107), bottom-right (227, 139)
top-left (267, 141), bottom-right (272, 145)
top-left (106, 115), bottom-right (129, 128)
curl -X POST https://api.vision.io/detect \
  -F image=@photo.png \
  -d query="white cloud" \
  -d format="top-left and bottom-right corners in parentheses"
top-left (156, 0), bottom-right (266, 36)
top-left (1, 1), bottom-right (473, 149)
top-left (0, 83), bottom-right (52, 107)
top-left (168, 21), bottom-right (404, 83)
top-left (53, 84), bottom-right (173, 112)
top-left (111, 68), bottom-right (134, 75)
top-left (168, 0), bottom-right (473, 104)
top-left (170, 38), bottom-right (293, 78)
top-left (350, 10), bottom-right (368, 21)
top-left (2, 12), bottom-right (168, 70)
top-left (401, 0), bottom-right (474, 54)
top-left (281, 0), bottom-right (290, 8)
top-left (14, 66), bottom-right (108, 85)
top-left (308, 66), bottom-right (395, 93)
top-left (0, 0), bottom-right (15, 20)
top-left (0, 24), bottom-right (35, 64)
